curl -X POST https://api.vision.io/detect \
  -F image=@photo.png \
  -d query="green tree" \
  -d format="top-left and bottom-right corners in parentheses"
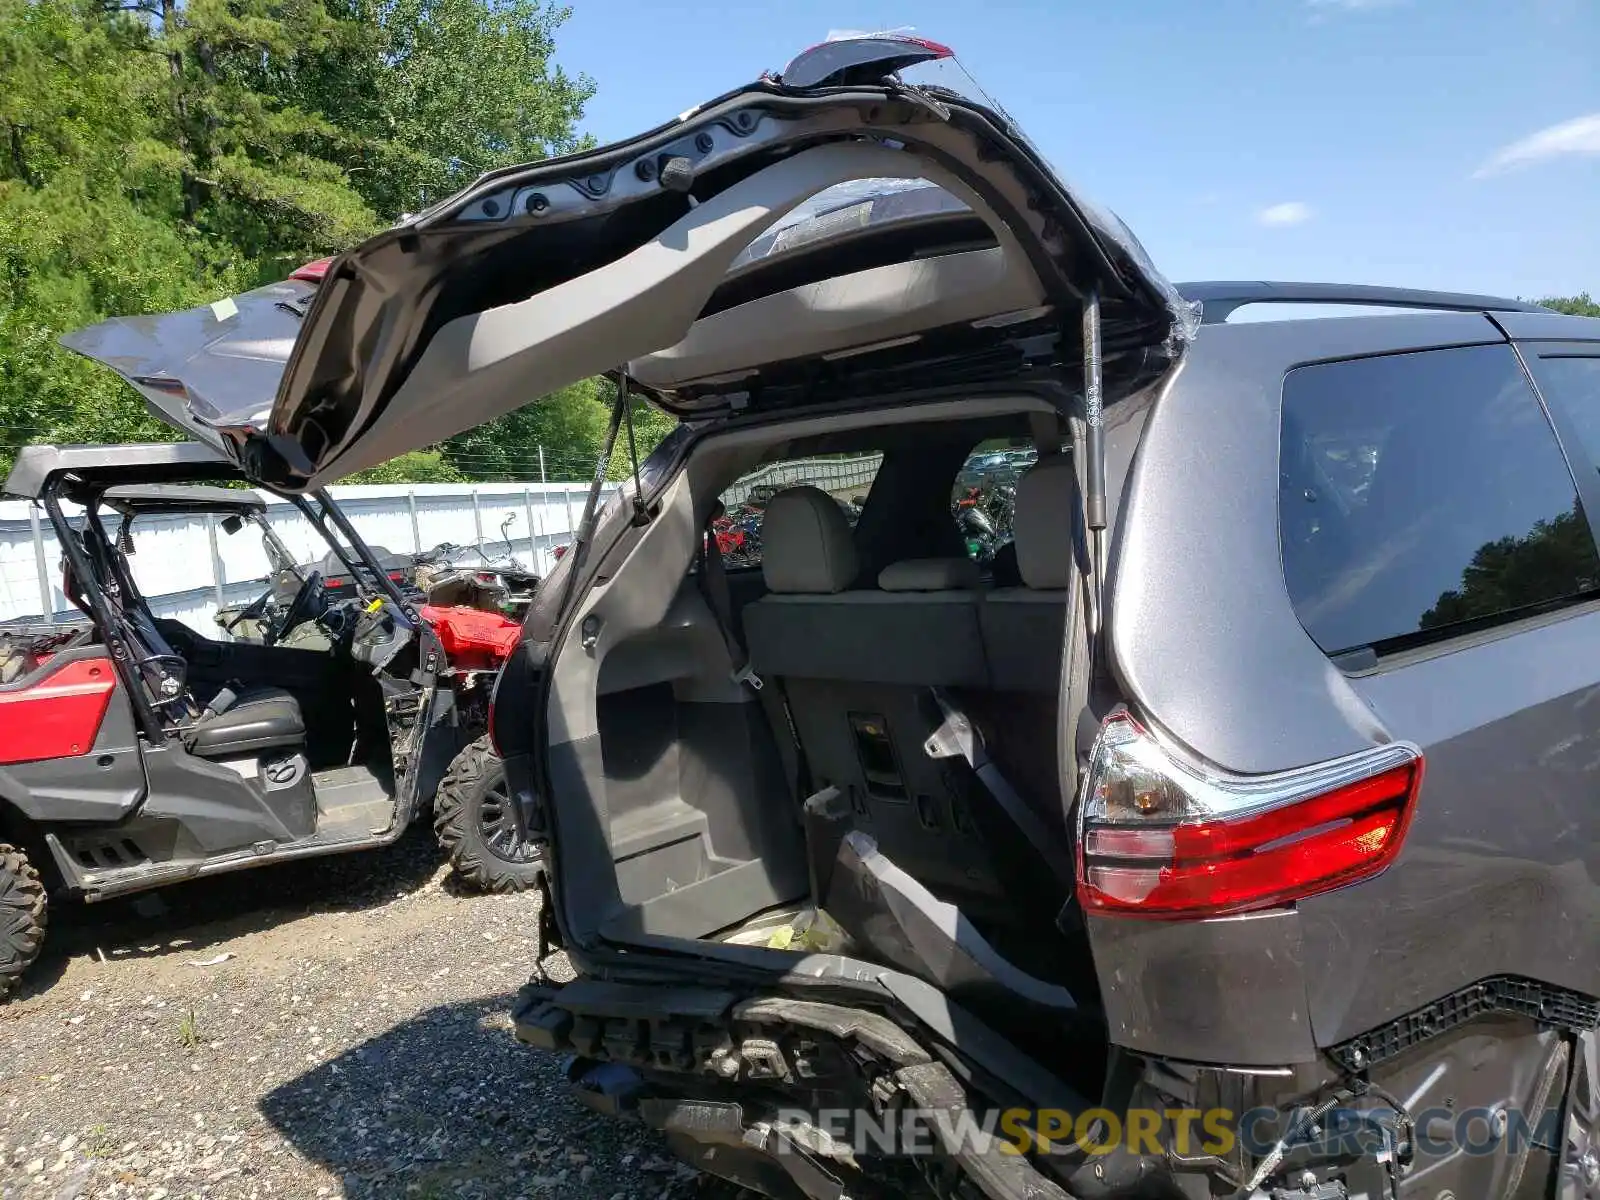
top-left (440, 376), bottom-right (675, 483)
top-left (0, 0), bottom-right (597, 482)
top-left (285, 0), bottom-right (594, 220)
top-left (0, 0), bottom-right (251, 469)
top-left (1539, 293), bottom-right (1600, 318)
top-left (134, 0), bottom-right (379, 260)
top-left (340, 448), bottom-right (464, 484)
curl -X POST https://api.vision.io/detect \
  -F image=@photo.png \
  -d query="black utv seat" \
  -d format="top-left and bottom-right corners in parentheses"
top-left (185, 687), bottom-right (307, 758)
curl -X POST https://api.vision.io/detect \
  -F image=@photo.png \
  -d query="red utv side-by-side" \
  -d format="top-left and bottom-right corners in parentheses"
top-left (0, 444), bottom-right (542, 998)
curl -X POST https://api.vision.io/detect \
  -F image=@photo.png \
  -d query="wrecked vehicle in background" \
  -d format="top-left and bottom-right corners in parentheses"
top-left (55, 30), bottom-right (1600, 1200)
top-left (0, 445), bottom-right (541, 998)
top-left (412, 529), bottom-right (541, 619)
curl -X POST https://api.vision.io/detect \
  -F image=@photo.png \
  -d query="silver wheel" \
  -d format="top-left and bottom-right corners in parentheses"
top-left (1563, 1031), bottom-right (1600, 1200)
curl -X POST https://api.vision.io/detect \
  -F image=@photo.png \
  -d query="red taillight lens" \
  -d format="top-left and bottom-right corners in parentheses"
top-left (387, 571), bottom-right (404, 581)
top-left (290, 256), bottom-right (332, 282)
top-left (1077, 713), bottom-right (1422, 919)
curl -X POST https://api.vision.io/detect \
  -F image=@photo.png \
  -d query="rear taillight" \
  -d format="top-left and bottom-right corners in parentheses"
top-left (1077, 713), bottom-right (1422, 919)
top-left (290, 256), bottom-right (332, 282)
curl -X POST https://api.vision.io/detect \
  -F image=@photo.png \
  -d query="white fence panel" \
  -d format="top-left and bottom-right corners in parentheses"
top-left (723, 454), bottom-right (881, 505)
top-left (0, 481), bottom-right (615, 631)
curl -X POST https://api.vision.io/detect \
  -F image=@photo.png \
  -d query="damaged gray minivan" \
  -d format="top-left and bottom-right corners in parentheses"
top-left (66, 32), bottom-right (1600, 1200)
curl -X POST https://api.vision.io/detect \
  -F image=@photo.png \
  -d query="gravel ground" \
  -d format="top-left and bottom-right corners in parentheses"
top-left (0, 830), bottom-right (704, 1200)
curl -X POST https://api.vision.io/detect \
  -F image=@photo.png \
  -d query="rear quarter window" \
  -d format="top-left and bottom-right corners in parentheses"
top-left (1279, 343), bottom-right (1600, 658)
top-left (1525, 353), bottom-right (1600, 473)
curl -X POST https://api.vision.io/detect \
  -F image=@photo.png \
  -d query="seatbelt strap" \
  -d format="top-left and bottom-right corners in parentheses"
top-left (923, 686), bottom-right (1078, 894)
top-left (769, 679), bottom-right (814, 801)
top-left (698, 513), bottom-right (814, 800)
top-left (699, 514), bottom-right (761, 690)
top-left (203, 684), bottom-right (241, 719)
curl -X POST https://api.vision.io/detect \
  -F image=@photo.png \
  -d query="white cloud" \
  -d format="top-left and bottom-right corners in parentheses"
top-left (1307, 0), bottom-right (1408, 9)
top-left (1257, 201), bottom-right (1314, 227)
top-left (1475, 113), bottom-right (1600, 178)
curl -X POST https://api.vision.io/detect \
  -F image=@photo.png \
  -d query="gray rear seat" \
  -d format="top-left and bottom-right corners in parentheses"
top-left (742, 488), bottom-right (986, 686)
top-left (741, 487), bottom-right (1005, 911)
top-left (980, 456), bottom-right (1079, 693)
top-left (964, 454), bottom-right (1082, 833)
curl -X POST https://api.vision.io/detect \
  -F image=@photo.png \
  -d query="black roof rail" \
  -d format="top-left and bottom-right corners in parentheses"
top-left (1177, 281), bottom-right (1552, 325)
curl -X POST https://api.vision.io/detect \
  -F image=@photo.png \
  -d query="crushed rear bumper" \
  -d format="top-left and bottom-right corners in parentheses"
top-left (512, 978), bottom-right (1080, 1200)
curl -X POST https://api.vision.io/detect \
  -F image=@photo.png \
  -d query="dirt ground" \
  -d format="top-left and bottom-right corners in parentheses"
top-left (0, 831), bottom-right (703, 1200)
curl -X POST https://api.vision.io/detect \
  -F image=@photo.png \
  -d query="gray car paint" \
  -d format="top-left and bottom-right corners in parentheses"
top-left (1100, 310), bottom-right (1600, 1068)
top-left (1086, 909), bottom-right (1317, 1066)
top-left (59, 80), bottom-right (1188, 489)
top-left (53, 278), bottom-right (312, 458)
top-left (1108, 311), bottom-right (1508, 775)
top-left (1303, 603), bottom-right (1600, 1044)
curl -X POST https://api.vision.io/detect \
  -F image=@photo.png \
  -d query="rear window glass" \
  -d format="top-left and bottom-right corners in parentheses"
top-left (1527, 355), bottom-right (1600, 474)
top-left (1279, 344), bottom-right (1600, 657)
top-left (953, 441), bottom-right (1035, 562)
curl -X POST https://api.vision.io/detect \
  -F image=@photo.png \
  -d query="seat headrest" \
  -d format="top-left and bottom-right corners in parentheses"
top-left (878, 557), bottom-right (982, 592)
top-left (1012, 456), bottom-right (1077, 590)
top-left (760, 486), bottom-right (859, 594)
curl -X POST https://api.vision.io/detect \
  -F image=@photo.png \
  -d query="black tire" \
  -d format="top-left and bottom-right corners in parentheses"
top-left (0, 843), bottom-right (46, 1001)
top-left (434, 737), bottom-right (543, 893)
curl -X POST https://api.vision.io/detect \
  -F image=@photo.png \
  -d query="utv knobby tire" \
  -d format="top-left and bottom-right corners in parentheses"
top-left (434, 737), bottom-right (543, 893)
top-left (0, 844), bottom-right (46, 1001)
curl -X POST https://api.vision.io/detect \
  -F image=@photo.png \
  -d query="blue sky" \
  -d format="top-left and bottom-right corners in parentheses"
top-left (552, 0), bottom-right (1599, 301)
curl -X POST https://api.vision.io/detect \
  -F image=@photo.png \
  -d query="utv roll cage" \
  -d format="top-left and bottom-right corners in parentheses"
top-left (96, 484), bottom-right (302, 582)
top-left (4, 443), bottom-right (422, 743)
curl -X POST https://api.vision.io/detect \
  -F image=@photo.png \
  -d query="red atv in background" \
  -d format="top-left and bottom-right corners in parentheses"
top-left (0, 444), bottom-right (541, 999)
